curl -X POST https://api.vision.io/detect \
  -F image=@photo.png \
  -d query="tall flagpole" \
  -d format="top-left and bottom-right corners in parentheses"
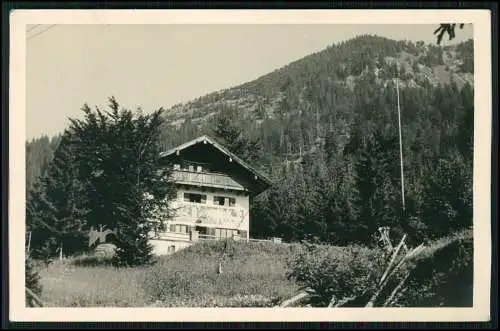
top-left (396, 63), bottom-right (406, 211)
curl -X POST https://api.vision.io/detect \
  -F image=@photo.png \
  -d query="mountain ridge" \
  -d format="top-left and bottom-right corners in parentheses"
top-left (161, 35), bottom-right (474, 130)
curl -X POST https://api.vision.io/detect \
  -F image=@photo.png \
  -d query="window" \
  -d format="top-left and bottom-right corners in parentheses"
top-left (213, 196), bottom-right (237, 207)
top-left (184, 193), bottom-right (206, 204)
top-left (213, 196), bottom-right (225, 206)
top-left (196, 166), bottom-right (202, 172)
top-left (170, 224), bottom-right (189, 233)
top-left (168, 245), bottom-right (176, 253)
top-left (214, 228), bottom-right (238, 239)
top-left (174, 164), bottom-right (181, 170)
top-left (188, 165), bottom-right (194, 172)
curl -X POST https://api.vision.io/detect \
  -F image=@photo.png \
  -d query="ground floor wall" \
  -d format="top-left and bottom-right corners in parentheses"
top-left (150, 239), bottom-right (193, 255)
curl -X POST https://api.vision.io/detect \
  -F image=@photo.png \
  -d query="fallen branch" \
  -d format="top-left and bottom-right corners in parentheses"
top-left (405, 244), bottom-right (425, 260)
top-left (327, 295), bottom-right (336, 307)
top-left (383, 271), bottom-right (410, 307)
top-left (276, 291), bottom-right (310, 307)
top-left (367, 235), bottom-right (426, 307)
top-left (25, 287), bottom-right (44, 307)
top-left (379, 234), bottom-right (407, 286)
top-left (333, 296), bottom-right (357, 307)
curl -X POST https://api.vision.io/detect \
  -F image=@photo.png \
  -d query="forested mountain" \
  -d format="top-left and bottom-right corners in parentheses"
top-left (26, 35), bottom-right (474, 246)
top-left (26, 134), bottom-right (62, 194)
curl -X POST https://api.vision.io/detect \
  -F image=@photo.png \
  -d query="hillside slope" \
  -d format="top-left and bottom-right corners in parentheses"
top-left (26, 35), bottom-right (474, 188)
top-left (157, 35), bottom-right (474, 175)
top-left (161, 35), bottom-right (473, 131)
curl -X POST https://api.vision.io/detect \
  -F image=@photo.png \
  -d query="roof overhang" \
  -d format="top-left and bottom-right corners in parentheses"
top-left (159, 135), bottom-right (273, 196)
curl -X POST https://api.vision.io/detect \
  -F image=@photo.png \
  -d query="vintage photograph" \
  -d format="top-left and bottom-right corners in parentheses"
top-left (10, 9), bottom-right (492, 322)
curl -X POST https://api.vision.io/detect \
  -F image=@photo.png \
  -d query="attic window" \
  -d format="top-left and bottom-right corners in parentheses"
top-left (174, 164), bottom-right (181, 170)
top-left (188, 165), bottom-right (194, 172)
top-left (197, 166), bottom-right (202, 173)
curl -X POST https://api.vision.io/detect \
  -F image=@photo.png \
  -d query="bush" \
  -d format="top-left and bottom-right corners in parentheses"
top-left (396, 228), bottom-right (473, 307)
top-left (286, 243), bottom-right (388, 307)
top-left (285, 229), bottom-right (473, 307)
top-left (25, 257), bottom-right (43, 307)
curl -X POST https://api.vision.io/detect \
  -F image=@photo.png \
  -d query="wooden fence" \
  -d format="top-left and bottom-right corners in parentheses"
top-left (197, 234), bottom-right (283, 244)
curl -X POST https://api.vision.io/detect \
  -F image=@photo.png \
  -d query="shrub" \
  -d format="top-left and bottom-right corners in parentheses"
top-left (286, 242), bottom-right (388, 307)
top-left (396, 228), bottom-right (473, 307)
top-left (25, 257), bottom-right (43, 307)
top-left (286, 228), bottom-right (473, 308)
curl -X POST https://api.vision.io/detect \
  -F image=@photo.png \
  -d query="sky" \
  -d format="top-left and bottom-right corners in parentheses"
top-left (26, 24), bottom-right (473, 140)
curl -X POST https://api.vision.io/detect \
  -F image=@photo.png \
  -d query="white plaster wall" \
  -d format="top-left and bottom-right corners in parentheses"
top-left (168, 186), bottom-right (250, 235)
top-left (150, 239), bottom-right (193, 256)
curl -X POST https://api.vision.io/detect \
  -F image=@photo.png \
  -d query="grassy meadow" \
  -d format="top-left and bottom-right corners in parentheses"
top-left (34, 229), bottom-right (473, 308)
top-left (37, 240), bottom-right (301, 307)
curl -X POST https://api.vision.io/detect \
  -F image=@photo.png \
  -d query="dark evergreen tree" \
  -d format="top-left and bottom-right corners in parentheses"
top-left (354, 128), bottom-right (404, 242)
top-left (211, 108), bottom-right (262, 164)
top-left (421, 149), bottom-right (473, 239)
top-left (67, 97), bottom-right (176, 267)
top-left (26, 131), bottom-right (89, 260)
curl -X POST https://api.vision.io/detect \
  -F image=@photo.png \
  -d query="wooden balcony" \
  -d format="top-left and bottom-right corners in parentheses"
top-left (171, 170), bottom-right (245, 191)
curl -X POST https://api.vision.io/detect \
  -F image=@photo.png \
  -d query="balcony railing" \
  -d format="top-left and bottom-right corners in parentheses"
top-left (150, 231), bottom-right (283, 244)
top-left (171, 170), bottom-right (244, 191)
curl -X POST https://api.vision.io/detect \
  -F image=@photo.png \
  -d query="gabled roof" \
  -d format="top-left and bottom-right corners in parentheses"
top-left (159, 135), bottom-right (273, 192)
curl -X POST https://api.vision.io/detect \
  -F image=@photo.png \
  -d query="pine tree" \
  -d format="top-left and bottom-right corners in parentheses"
top-left (353, 128), bottom-right (403, 242)
top-left (67, 97), bottom-right (176, 267)
top-left (211, 109), bottom-right (262, 164)
top-left (421, 149), bottom-right (472, 239)
top-left (26, 131), bottom-right (89, 260)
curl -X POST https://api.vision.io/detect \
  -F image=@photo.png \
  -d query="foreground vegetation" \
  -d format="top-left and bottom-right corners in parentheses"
top-left (31, 229), bottom-right (472, 308)
top-left (35, 241), bottom-right (299, 307)
top-left (287, 227), bottom-right (473, 307)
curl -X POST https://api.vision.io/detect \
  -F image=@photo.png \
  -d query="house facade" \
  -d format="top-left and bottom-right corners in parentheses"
top-left (149, 135), bottom-right (272, 255)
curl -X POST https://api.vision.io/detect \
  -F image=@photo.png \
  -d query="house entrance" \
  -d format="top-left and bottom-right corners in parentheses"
top-left (195, 226), bottom-right (208, 235)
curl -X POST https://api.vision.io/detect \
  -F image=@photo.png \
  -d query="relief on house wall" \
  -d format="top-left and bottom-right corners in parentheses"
top-left (175, 203), bottom-right (248, 229)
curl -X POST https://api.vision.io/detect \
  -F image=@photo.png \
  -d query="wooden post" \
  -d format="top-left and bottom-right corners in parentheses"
top-left (396, 64), bottom-right (406, 211)
top-left (27, 231), bottom-right (32, 253)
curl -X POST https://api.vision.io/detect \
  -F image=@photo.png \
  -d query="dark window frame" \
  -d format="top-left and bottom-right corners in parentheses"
top-left (184, 192), bottom-right (207, 204)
